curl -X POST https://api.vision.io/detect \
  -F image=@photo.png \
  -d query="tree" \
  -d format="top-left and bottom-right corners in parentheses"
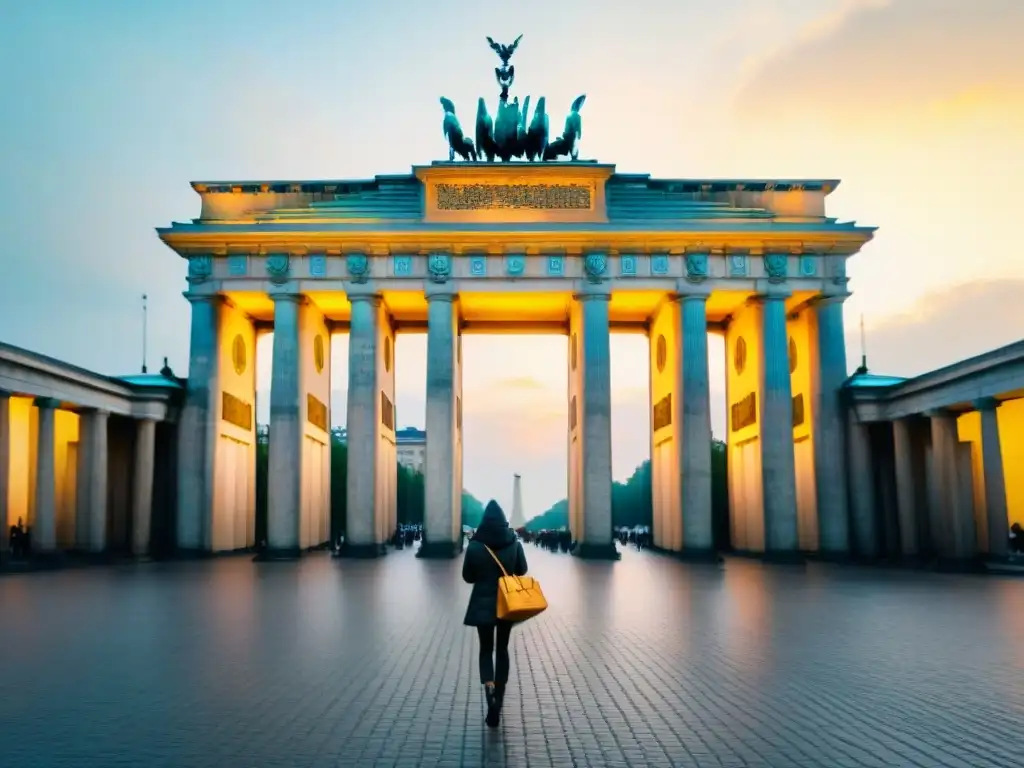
top-left (255, 427), bottom-right (491, 541)
top-left (523, 439), bottom-right (731, 546)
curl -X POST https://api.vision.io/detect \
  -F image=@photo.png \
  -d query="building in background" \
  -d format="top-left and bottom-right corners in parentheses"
top-left (395, 427), bottom-right (427, 473)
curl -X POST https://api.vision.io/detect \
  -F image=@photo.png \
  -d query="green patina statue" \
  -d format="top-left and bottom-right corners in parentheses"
top-left (439, 36), bottom-right (588, 163)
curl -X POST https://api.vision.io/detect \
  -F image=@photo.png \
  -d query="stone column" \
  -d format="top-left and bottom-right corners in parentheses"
top-left (0, 390), bottom-right (10, 556)
top-left (892, 418), bottom-right (920, 557)
top-left (131, 418), bottom-right (156, 557)
top-left (846, 410), bottom-right (877, 558)
top-left (33, 397), bottom-right (59, 554)
top-left (575, 287), bottom-right (617, 559)
top-left (976, 397), bottom-right (1009, 557)
top-left (84, 409), bottom-right (109, 554)
top-left (421, 287), bottom-right (461, 558)
top-left (344, 291), bottom-right (387, 557)
top-left (809, 294), bottom-right (851, 555)
top-left (927, 410), bottom-right (962, 560)
top-left (267, 294), bottom-right (303, 559)
top-left (678, 289), bottom-right (714, 555)
top-left (755, 293), bottom-right (800, 556)
top-left (177, 294), bottom-right (221, 553)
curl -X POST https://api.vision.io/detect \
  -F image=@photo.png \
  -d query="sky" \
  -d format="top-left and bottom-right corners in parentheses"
top-left (1, 0), bottom-right (1023, 518)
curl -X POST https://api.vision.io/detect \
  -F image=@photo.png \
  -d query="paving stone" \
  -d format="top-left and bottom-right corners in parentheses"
top-left (0, 549), bottom-right (1022, 767)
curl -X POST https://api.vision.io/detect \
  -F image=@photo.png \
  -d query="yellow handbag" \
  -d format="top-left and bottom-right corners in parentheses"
top-left (484, 545), bottom-right (548, 622)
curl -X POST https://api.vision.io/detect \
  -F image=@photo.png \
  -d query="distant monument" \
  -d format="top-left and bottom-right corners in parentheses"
top-left (509, 474), bottom-right (526, 529)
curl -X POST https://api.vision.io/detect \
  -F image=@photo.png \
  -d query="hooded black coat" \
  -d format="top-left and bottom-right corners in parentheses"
top-left (462, 501), bottom-right (528, 626)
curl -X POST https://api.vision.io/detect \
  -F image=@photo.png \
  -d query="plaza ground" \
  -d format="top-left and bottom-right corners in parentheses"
top-left (1, 548), bottom-right (1022, 768)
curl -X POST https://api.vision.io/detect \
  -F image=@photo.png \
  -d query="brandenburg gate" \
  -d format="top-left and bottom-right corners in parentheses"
top-left (156, 36), bottom-right (873, 561)
top-left (157, 161), bottom-right (873, 559)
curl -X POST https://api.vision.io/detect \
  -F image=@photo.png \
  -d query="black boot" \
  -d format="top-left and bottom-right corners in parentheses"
top-left (484, 684), bottom-right (499, 728)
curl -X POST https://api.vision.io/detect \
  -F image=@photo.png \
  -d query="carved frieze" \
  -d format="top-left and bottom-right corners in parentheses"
top-left (653, 393), bottom-right (672, 432)
top-left (222, 391), bottom-right (252, 431)
top-left (506, 254), bottom-right (526, 277)
top-left (393, 255), bottom-right (413, 276)
top-left (792, 393), bottom-right (805, 428)
top-left (731, 392), bottom-right (757, 432)
top-left (469, 255), bottom-right (487, 276)
top-left (435, 183), bottom-right (591, 210)
top-left (799, 254), bottom-right (817, 277)
top-left (546, 254), bottom-right (564, 276)
top-left (227, 254), bottom-right (248, 276)
top-left (651, 254), bottom-right (669, 275)
top-left (619, 254), bottom-right (637, 276)
top-left (729, 253), bottom-right (748, 277)
top-left (380, 391), bottom-right (395, 431)
top-left (307, 394), bottom-right (328, 432)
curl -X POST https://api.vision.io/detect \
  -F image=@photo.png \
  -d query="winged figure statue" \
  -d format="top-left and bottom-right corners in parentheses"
top-left (486, 34), bottom-right (523, 65)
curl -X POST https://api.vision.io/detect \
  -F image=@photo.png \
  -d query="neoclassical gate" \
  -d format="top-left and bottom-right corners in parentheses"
top-left (158, 161), bottom-right (873, 559)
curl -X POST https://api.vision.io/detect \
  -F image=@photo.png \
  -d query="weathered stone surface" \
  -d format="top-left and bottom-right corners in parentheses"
top-left (0, 549), bottom-right (1022, 767)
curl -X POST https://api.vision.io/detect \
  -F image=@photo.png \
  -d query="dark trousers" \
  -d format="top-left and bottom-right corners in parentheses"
top-left (476, 621), bottom-right (513, 686)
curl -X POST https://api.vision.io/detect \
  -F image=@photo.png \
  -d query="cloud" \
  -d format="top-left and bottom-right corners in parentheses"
top-left (487, 376), bottom-right (547, 392)
top-left (732, 0), bottom-right (1024, 129)
top-left (848, 279), bottom-right (1024, 378)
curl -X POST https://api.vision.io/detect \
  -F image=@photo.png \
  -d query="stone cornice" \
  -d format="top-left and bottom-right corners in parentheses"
top-left (189, 172), bottom-right (842, 197)
top-left (158, 227), bottom-right (873, 257)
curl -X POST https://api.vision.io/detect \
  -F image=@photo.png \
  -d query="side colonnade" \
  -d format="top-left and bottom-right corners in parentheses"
top-left (0, 343), bottom-right (178, 561)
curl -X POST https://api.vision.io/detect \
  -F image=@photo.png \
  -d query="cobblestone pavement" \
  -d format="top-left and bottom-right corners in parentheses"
top-left (1, 547), bottom-right (1023, 768)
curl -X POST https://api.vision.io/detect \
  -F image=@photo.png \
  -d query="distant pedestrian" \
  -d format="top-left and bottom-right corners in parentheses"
top-left (462, 500), bottom-right (528, 728)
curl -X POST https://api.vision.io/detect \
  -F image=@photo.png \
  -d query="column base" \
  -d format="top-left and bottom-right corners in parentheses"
top-left (805, 550), bottom-right (855, 565)
top-left (28, 551), bottom-right (66, 569)
top-left (932, 556), bottom-right (986, 574)
top-left (670, 547), bottom-right (724, 564)
top-left (573, 542), bottom-right (621, 560)
top-left (254, 547), bottom-right (302, 562)
top-left (417, 541), bottom-right (461, 559)
top-left (761, 550), bottom-right (806, 565)
top-left (174, 548), bottom-right (215, 560)
top-left (336, 542), bottom-right (387, 559)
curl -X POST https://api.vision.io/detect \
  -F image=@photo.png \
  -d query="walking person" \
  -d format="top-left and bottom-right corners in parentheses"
top-left (462, 500), bottom-right (528, 728)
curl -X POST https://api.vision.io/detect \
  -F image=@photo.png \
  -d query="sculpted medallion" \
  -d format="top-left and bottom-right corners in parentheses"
top-left (763, 253), bottom-right (788, 284)
top-left (187, 255), bottom-right (212, 283)
top-left (685, 252), bottom-right (709, 283)
top-left (584, 252), bottom-right (607, 280)
top-left (266, 253), bottom-right (290, 284)
top-left (346, 253), bottom-right (369, 283)
top-left (428, 252), bottom-right (451, 283)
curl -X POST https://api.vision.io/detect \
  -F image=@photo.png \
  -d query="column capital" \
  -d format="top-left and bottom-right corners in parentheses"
top-left (924, 407), bottom-right (956, 419)
top-left (270, 291), bottom-right (307, 305)
top-left (974, 396), bottom-right (1000, 411)
top-left (182, 291), bottom-right (224, 305)
top-left (574, 282), bottom-right (612, 301)
top-left (0, 388), bottom-right (11, 399)
top-left (673, 279), bottom-right (712, 300)
top-left (810, 291), bottom-right (851, 308)
top-left (78, 407), bottom-right (110, 419)
top-left (34, 396), bottom-right (61, 410)
top-left (424, 284), bottom-right (458, 302)
top-left (747, 288), bottom-right (791, 306)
